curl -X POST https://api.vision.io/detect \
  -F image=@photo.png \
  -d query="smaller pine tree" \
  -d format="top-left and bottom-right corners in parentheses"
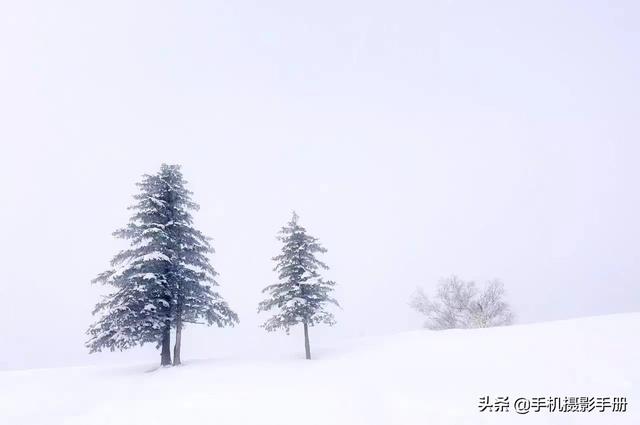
top-left (258, 212), bottom-right (338, 359)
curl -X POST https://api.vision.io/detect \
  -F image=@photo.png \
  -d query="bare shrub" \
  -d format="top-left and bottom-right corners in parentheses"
top-left (410, 276), bottom-right (514, 330)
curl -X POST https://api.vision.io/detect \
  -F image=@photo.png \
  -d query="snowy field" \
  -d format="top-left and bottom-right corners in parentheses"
top-left (1, 313), bottom-right (637, 425)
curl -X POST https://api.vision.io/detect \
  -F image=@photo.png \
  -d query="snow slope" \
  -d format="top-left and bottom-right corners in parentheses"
top-left (1, 313), bottom-right (637, 425)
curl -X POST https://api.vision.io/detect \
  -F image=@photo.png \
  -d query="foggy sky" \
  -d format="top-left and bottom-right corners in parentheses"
top-left (1, 0), bottom-right (639, 370)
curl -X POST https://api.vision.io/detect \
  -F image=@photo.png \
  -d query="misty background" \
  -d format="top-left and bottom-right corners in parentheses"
top-left (1, 0), bottom-right (639, 370)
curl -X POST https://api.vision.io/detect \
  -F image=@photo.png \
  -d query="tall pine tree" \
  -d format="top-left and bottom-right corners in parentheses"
top-left (87, 164), bottom-right (238, 366)
top-left (258, 212), bottom-right (338, 359)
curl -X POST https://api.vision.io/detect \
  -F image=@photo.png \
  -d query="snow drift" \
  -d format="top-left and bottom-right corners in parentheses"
top-left (1, 313), bottom-right (637, 425)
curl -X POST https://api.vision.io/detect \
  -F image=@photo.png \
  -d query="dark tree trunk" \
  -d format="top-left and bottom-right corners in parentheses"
top-left (303, 322), bottom-right (311, 360)
top-left (173, 312), bottom-right (182, 366)
top-left (160, 326), bottom-right (172, 366)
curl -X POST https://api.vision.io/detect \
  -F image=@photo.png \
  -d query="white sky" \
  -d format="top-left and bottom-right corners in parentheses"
top-left (1, 0), bottom-right (639, 369)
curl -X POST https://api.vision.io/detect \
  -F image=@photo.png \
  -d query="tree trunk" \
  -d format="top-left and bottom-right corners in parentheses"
top-left (160, 326), bottom-right (172, 366)
top-left (173, 313), bottom-right (182, 366)
top-left (303, 322), bottom-right (311, 360)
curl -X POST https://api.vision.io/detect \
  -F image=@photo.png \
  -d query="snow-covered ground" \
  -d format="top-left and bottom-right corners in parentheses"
top-left (1, 313), bottom-right (637, 425)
